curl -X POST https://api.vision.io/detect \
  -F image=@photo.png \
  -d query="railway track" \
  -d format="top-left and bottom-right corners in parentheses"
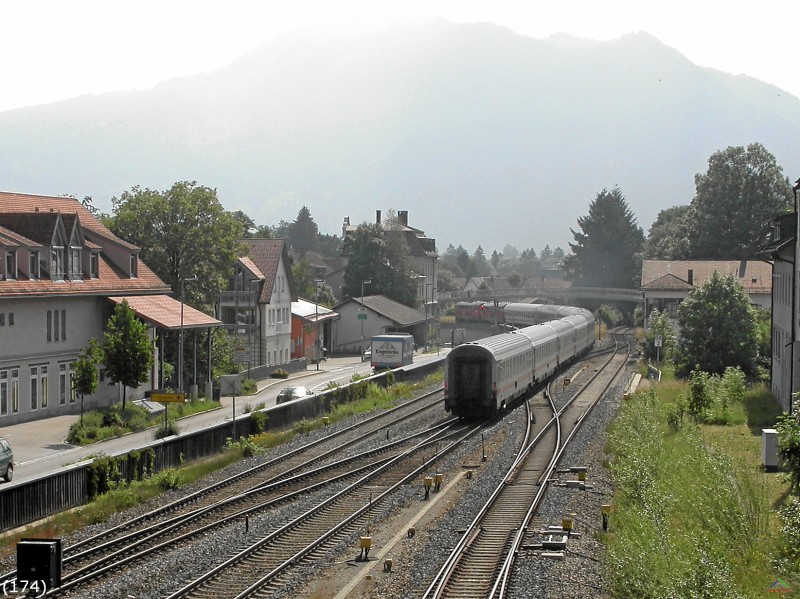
top-left (0, 389), bottom-right (446, 597)
top-left (420, 330), bottom-right (632, 599)
top-left (164, 422), bottom-right (482, 599)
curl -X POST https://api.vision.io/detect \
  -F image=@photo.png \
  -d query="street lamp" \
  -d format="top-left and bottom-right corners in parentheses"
top-left (179, 275), bottom-right (197, 393)
top-left (360, 279), bottom-right (371, 358)
top-left (314, 279), bottom-right (324, 371)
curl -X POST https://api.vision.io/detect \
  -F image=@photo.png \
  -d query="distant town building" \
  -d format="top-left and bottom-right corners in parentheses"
top-left (641, 260), bottom-right (772, 325)
top-left (341, 210), bottom-right (438, 317)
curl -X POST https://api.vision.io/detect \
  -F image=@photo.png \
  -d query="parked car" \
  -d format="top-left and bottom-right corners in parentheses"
top-left (362, 348), bottom-right (371, 362)
top-left (276, 386), bottom-right (311, 404)
top-left (0, 437), bottom-right (13, 482)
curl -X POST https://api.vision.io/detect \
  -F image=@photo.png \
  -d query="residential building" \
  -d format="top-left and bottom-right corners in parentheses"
top-left (759, 210), bottom-right (797, 413)
top-left (332, 294), bottom-right (427, 354)
top-left (641, 260), bottom-right (772, 327)
top-left (218, 239), bottom-right (296, 368)
top-left (341, 210), bottom-right (438, 318)
top-left (291, 298), bottom-right (338, 362)
top-left (0, 191), bottom-right (219, 424)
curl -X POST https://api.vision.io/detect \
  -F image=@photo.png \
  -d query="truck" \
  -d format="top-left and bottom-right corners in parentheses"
top-left (370, 334), bottom-right (414, 369)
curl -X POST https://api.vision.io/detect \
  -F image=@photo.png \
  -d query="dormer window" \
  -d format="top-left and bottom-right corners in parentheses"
top-left (90, 252), bottom-right (99, 278)
top-left (130, 255), bottom-right (138, 278)
top-left (4, 250), bottom-right (16, 280)
top-left (51, 246), bottom-right (65, 280)
top-left (70, 247), bottom-right (82, 279)
top-left (29, 252), bottom-right (39, 280)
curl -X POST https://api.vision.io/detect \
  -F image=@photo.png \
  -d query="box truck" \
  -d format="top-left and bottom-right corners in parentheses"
top-left (371, 334), bottom-right (414, 369)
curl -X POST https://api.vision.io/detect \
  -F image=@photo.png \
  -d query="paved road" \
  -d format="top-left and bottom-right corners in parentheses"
top-left (0, 351), bottom-right (447, 488)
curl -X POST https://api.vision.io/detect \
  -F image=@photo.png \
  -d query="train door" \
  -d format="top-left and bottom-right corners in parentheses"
top-left (453, 358), bottom-right (488, 406)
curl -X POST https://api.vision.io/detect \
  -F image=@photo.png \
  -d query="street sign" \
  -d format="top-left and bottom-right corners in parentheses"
top-left (654, 335), bottom-right (663, 347)
top-left (357, 313), bottom-right (367, 320)
top-left (233, 345), bottom-right (252, 362)
top-left (150, 392), bottom-right (185, 403)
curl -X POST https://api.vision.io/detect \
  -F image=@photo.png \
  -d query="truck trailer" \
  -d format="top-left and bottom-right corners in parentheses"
top-left (370, 334), bottom-right (414, 369)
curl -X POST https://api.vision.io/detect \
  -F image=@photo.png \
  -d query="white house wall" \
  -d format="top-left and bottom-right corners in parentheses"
top-left (0, 295), bottom-right (121, 425)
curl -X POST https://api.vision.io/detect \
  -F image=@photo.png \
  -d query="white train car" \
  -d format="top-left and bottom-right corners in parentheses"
top-left (444, 332), bottom-right (533, 418)
top-left (445, 306), bottom-right (596, 418)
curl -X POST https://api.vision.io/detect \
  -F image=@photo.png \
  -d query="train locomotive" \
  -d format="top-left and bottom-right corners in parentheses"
top-left (444, 305), bottom-right (595, 418)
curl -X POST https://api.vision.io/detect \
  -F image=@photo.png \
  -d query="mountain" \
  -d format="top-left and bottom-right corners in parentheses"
top-left (2, 19), bottom-right (799, 253)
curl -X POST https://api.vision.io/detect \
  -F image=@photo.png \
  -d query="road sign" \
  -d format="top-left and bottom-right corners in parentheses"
top-left (150, 392), bottom-right (185, 403)
top-left (654, 335), bottom-right (663, 347)
top-left (357, 313), bottom-right (367, 320)
top-left (233, 345), bottom-right (252, 362)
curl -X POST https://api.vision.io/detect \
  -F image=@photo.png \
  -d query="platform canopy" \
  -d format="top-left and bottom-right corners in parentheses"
top-left (108, 295), bottom-right (222, 330)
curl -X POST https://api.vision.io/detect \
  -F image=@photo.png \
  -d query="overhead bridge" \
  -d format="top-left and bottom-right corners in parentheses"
top-left (439, 287), bottom-right (644, 304)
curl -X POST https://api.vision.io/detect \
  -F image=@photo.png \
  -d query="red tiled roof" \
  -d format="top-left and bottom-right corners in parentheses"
top-left (108, 296), bottom-right (221, 330)
top-left (0, 192), bottom-right (137, 249)
top-left (241, 238), bottom-right (285, 303)
top-left (641, 260), bottom-right (772, 292)
top-left (0, 191), bottom-right (169, 296)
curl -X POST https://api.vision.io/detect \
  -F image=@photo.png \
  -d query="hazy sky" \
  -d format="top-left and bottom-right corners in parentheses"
top-left (1, 0), bottom-right (798, 114)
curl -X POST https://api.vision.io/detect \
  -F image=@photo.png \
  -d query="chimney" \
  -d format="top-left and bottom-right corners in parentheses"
top-left (376, 210), bottom-right (381, 224)
top-left (687, 269), bottom-right (694, 285)
top-left (398, 210), bottom-right (408, 226)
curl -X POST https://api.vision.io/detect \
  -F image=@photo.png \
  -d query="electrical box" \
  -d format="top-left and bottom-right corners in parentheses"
top-left (17, 539), bottom-right (62, 591)
top-left (762, 428), bottom-right (779, 472)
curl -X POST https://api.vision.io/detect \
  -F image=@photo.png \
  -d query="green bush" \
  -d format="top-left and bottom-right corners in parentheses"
top-left (154, 421), bottom-right (181, 439)
top-left (152, 468), bottom-right (182, 490)
top-left (271, 369), bottom-right (289, 379)
top-left (250, 410), bottom-right (268, 434)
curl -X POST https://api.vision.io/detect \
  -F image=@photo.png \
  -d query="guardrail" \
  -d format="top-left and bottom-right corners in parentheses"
top-left (0, 358), bottom-right (444, 532)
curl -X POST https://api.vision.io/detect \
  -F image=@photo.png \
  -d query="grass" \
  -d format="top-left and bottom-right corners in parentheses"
top-left (605, 374), bottom-right (793, 597)
top-left (1, 370), bottom-right (444, 554)
top-left (66, 399), bottom-right (221, 445)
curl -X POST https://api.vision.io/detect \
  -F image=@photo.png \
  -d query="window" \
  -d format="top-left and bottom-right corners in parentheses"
top-left (4, 250), bottom-right (16, 280)
top-left (90, 252), bottom-right (99, 278)
top-left (10, 370), bottom-right (18, 413)
top-left (130, 255), bottom-right (138, 278)
top-left (39, 366), bottom-right (48, 408)
top-left (30, 366), bottom-right (38, 410)
top-left (0, 371), bottom-right (6, 415)
top-left (29, 252), bottom-right (39, 280)
top-left (51, 247), bottom-right (64, 279)
top-left (70, 247), bottom-right (82, 278)
top-left (47, 310), bottom-right (66, 342)
top-left (59, 364), bottom-right (69, 405)
top-left (0, 314), bottom-right (4, 326)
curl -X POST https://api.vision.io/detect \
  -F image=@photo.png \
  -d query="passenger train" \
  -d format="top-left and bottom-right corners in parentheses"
top-left (444, 304), bottom-right (595, 418)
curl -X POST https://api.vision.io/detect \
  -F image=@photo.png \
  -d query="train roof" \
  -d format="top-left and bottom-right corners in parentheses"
top-left (448, 331), bottom-right (531, 361)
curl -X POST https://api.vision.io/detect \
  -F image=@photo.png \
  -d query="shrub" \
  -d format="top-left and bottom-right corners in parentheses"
top-left (154, 421), bottom-right (181, 439)
top-left (152, 468), bottom-right (182, 490)
top-left (271, 369), bottom-right (289, 379)
top-left (250, 410), bottom-right (268, 434)
top-left (241, 378), bottom-right (258, 395)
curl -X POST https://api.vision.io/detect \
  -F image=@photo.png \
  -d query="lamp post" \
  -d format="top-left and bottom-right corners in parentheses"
top-left (360, 279), bottom-right (371, 358)
top-left (179, 275), bottom-right (197, 393)
top-left (314, 279), bottom-right (324, 371)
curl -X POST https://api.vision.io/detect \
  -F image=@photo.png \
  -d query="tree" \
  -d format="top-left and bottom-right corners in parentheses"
top-left (103, 300), bottom-right (153, 411)
top-left (490, 250), bottom-right (501, 270)
top-left (287, 206), bottom-right (319, 258)
top-left (643, 205), bottom-right (691, 259)
top-left (473, 246), bottom-right (489, 276)
top-left (342, 222), bottom-right (417, 307)
top-left (563, 187), bottom-right (645, 288)
top-left (109, 182), bottom-right (244, 311)
top-left (675, 271), bottom-right (759, 378)
top-left (72, 339), bottom-right (101, 425)
top-left (642, 309), bottom-right (677, 363)
top-left (686, 143), bottom-right (793, 259)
